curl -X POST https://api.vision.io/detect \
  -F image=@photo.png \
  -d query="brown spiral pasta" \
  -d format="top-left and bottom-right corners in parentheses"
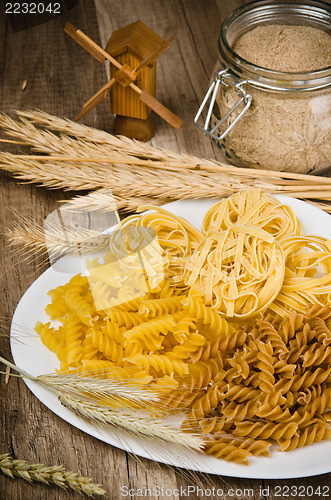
top-left (234, 420), bottom-right (298, 442)
top-left (279, 419), bottom-right (331, 451)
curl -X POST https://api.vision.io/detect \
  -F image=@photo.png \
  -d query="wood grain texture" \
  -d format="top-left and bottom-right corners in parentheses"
top-left (0, 0), bottom-right (331, 499)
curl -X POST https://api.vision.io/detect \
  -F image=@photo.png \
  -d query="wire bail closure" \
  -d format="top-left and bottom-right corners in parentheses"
top-left (194, 68), bottom-right (252, 141)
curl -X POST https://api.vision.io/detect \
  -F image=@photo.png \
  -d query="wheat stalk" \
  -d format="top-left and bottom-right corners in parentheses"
top-left (8, 110), bottom-right (331, 184)
top-left (59, 394), bottom-right (204, 451)
top-left (7, 210), bottom-right (110, 257)
top-left (0, 356), bottom-right (203, 451)
top-left (38, 372), bottom-right (161, 410)
top-left (61, 190), bottom-right (165, 213)
top-left (2, 135), bottom-right (331, 204)
top-left (0, 113), bottom-right (113, 159)
top-left (1, 110), bottom-right (331, 258)
top-left (6, 150), bottom-right (331, 205)
top-left (1, 111), bottom-right (194, 167)
top-left (14, 109), bottom-right (200, 163)
top-left (0, 453), bottom-right (106, 496)
top-left (4, 365), bottom-right (11, 384)
top-left (18, 109), bottom-right (124, 145)
top-left (0, 111), bottom-right (330, 183)
top-left (0, 151), bottom-right (245, 199)
top-left (1, 110), bottom-right (331, 213)
top-left (309, 200), bottom-right (331, 213)
top-left (6, 194), bottom-right (165, 256)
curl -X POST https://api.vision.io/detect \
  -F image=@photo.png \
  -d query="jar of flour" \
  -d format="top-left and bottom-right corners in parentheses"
top-left (195, 0), bottom-right (331, 174)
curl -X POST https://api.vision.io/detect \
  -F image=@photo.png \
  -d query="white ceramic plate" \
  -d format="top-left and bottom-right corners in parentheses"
top-left (10, 195), bottom-right (331, 479)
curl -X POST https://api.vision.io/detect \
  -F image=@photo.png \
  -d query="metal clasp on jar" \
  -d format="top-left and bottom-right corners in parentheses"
top-left (194, 68), bottom-right (252, 140)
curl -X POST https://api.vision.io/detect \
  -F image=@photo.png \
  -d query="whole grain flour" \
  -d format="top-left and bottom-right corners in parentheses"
top-left (215, 24), bottom-right (331, 173)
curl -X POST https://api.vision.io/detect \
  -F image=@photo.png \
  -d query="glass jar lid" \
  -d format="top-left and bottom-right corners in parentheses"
top-left (219, 0), bottom-right (331, 91)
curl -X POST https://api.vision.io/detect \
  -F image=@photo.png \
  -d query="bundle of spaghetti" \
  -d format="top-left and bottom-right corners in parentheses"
top-left (185, 189), bottom-right (331, 319)
top-left (184, 224), bottom-right (285, 319)
top-left (82, 205), bottom-right (203, 313)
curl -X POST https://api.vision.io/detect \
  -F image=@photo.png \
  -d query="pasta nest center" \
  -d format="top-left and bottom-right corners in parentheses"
top-left (184, 224), bottom-right (285, 319)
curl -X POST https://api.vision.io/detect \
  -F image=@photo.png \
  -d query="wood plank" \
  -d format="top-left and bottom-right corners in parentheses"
top-left (1, 0), bottom-right (331, 498)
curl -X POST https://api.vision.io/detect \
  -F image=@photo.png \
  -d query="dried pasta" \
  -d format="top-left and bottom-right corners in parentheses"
top-left (184, 224), bottom-right (285, 319)
top-left (35, 189), bottom-right (331, 465)
top-left (180, 307), bottom-right (331, 463)
top-left (270, 235), bottom-right (331, 316)
top-left (202, 188), bottom-right (302, 241)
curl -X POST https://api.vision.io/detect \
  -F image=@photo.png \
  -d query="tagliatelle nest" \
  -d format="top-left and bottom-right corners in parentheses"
top-left (184, 224), bottom-right (285, 319)
top-left (201, 188), bottom-right (302, 241)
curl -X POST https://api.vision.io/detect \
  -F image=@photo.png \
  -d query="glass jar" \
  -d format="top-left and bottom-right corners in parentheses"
top-left (195, 0), bottom-right (331, 174)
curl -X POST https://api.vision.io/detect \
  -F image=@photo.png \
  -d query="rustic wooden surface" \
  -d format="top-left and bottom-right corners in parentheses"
top-left (0, 0), bottom-right (331, 499)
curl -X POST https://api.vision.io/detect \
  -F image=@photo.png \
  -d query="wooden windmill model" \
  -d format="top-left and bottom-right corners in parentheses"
top-left (65, 21), bottom-right (182, 141)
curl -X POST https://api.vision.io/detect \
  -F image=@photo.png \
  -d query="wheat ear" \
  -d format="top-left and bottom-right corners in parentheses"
top-left (2, 146), bottom-right (331, 206)
top-left (0, 112), bottom-right (318, 200)
top-left (38, 373), bottom-right (162, 411)
top-left (10, 110), bottom-right (331, 184)
top-left (2, 111), bottom-right (331, 211)
top-left (63, 189), bottom-right (165, 213)
top-left (0, 453), bottom-right (106, 496)
top-left (0, 356), bottom-right (161, 411)
top-left (18, 108), bottom-right (122, 145)
top-left (7, 210), bottom-right (110, 257)
top-left (59, 394), bottom-right (204, 451)
top-left (0, 151), bottom-right (243, 199)
top-left (14, 109), bottom-right (201, 163)
top-left (1, 111), bottom-right (192, 165)
top-left (6, 194), bottom-right (164, 256)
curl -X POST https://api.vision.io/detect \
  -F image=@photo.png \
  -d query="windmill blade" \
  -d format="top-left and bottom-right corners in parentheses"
top-left (75, 78), bottom-right (116, 121)
top-left (83, 78), bottom-right (116, 109)
top-left (65, 22), bottom-right (122, 70)
top-left (134, 36), bottom-right (175, 73)
top-left (64, 22), bottom-right (106, 64)
top-left (139, 91), bottom-right (182, 129)
top-left (76, 89), bottom-right (109, 121)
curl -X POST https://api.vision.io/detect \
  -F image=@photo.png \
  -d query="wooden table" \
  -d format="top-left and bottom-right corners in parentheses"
top-left (1, 0), bottom-right (331, 498)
